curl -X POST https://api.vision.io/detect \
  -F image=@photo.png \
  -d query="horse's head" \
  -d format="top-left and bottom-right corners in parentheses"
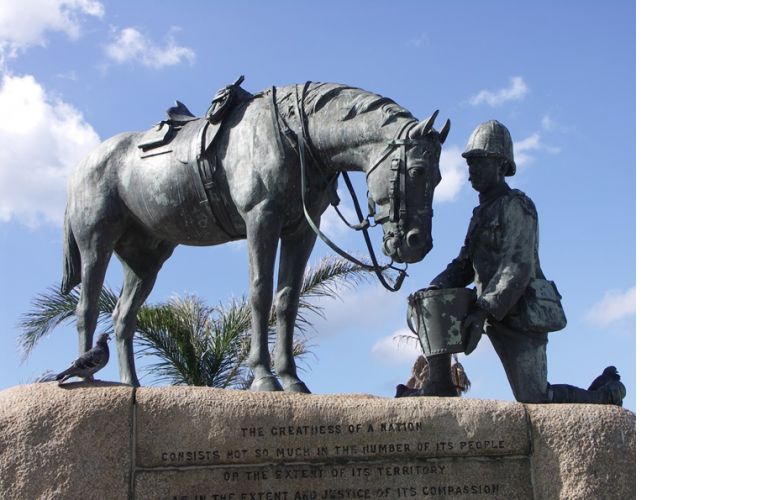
top-left (365, 111), bottom-right (450, 264)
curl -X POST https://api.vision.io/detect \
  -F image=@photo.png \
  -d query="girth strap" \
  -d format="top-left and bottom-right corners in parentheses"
top-left (195, 121), bottom-right (246, 239)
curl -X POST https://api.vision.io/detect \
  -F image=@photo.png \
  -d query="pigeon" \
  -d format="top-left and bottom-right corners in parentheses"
top-left (587, 365), bottom-right (621, 391)
top-left (56, 333), bottom-right (110, 385)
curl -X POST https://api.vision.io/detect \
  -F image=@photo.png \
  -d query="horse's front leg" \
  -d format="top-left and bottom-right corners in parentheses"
top-left (274, 227), bottom-right (317, 393)
top-left (245, 200), bottom-right (283, 392)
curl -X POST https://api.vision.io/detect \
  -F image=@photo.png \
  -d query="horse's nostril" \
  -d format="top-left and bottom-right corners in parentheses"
top-left (406, 229), bottom-right (422, 248)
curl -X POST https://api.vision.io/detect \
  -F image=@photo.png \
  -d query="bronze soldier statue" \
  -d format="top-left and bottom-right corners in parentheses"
top-left (397, 120), bottom-right (625, 405)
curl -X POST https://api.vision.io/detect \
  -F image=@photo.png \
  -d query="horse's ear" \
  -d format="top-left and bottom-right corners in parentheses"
top-left (438, 119), bottom-right (451, 144)
top-left (410, 110), bottom-right (439, 138)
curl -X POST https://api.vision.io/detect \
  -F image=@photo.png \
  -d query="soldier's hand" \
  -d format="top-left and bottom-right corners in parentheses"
top-left (462, 308), bottom-right (487, 355)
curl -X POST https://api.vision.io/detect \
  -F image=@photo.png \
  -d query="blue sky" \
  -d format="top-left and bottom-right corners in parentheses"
top-left (0, 1), bottom-right (635, 410)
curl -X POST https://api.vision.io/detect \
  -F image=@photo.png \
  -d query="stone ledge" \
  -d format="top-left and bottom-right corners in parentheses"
top-left (0, 382), bottom-right (134, 500)
top-left (0, 383), bottom-right (635, 499)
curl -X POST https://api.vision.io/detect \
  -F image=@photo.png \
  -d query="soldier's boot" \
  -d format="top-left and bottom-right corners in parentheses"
top-left (547, 381), bottom-right (626, 406)
top-left (395, 354), bottom-right (458, 398)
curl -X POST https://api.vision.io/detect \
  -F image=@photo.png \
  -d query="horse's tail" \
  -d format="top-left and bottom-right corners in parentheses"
top-left (61, 205), bottom-right (81, 295)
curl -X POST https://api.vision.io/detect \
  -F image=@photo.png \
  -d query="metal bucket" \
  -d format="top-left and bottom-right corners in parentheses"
top-left (406, 287), bottom-right (476, 356)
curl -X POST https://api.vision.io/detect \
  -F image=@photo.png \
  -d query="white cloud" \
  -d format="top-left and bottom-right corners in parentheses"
top-left (469, 76), bottom-right (528, 107)
top-left (320, 201), bottom-right (357, 237)
top-left (585, 286), bottom-right (636, 327)
top-left (516, 132), bottom-right (541, 152)
top-left (541, 114), bottom-right (554, 131)
top-left (0, 0), bottom-right (104, 59)
top-left (371, 328), bottom-right (422, 364)
top-left (435, 145), bottom-right (465, 203)
top-left (513, 132), bottom-right (560, 167)
top-left (105, 27), bottom-right (195, 69)
top-left (513, 132), bottom-right (540, 167)
top-left (55, 69), bottom-right (78, 81)
top-left (0, 73), bottom-right (100, 226)
top-left (311, 284), bottom-right (404, 335)
top-left (407, 34), bottom-right (427, 48)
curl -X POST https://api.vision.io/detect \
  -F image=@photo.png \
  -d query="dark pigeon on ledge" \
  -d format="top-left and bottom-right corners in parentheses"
top-left (56, 333), bottom-right (110, 385)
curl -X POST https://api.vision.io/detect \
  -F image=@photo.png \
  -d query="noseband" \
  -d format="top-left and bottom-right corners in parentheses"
top-left (292, 82), bottom-right (434, 292)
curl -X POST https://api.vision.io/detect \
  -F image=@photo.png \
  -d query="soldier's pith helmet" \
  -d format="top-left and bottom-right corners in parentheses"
top-left (461, 120), bottom-right (516, 176)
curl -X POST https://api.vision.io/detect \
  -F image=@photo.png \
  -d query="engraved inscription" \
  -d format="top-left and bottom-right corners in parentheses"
top-left (132, 394), bottom-right (534, 498)
top-left (156, 420), bottom-right (508, 466)
top-left (135, 458), bottom-right (529, 499)
top-left (134, 392), bottom-right (531, 470)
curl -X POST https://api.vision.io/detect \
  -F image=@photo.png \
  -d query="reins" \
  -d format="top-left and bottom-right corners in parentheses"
top-left (292, 82), bottom-right (408, 292)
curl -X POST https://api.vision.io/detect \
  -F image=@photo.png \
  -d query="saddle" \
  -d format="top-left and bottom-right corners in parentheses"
top-left (138, 75), bottom-right (252, 154)
top-left (137, 75), bottom-right (254, 238)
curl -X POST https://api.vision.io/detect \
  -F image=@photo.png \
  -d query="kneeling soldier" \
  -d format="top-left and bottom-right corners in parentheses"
top-left (397, 120), bottom-right (625, 405)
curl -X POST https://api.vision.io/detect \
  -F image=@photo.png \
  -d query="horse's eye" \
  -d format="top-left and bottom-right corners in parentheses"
top-left (409, 167), bottom-right (425, 178)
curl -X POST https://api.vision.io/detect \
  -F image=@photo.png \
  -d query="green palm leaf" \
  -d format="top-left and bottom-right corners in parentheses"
top-left (18, 286), bottom-right (118, 360)
top-left (294, 255), bottom-right (380, 333)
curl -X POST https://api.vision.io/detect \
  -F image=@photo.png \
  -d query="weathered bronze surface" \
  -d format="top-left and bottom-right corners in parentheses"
top-left (60, 80), bottom-right (448, 392)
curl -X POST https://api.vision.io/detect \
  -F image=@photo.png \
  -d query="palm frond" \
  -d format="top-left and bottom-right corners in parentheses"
top-left (208, 304), bottom-right (250, 388)
top-left (135, 300), bottom-right (203, 385)
top-left (293, 255), bottom-right (379, 336)
top-left (211, 297), bottom-right (254, 388)
top-left (135, 295), bottom-right (252, 388)
top-left (394, 331), bottom-right (420, 349)
top-left (34, 370), bottom-right (59, 383)
top-left (300, 255), bottom-right (376, 300)
top-left (17, 285), bottom-right (118, 360)
top-left (232, 369), bottom-right (255, 390)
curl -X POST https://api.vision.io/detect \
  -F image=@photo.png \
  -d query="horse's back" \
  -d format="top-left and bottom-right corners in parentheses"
top-left (69, 131), bottom-right (136, 188)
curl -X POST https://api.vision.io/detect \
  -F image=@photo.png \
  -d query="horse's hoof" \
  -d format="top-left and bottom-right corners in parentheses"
top-left (250, 376), bottom-right (283, 392)
top-left (120, 377), bottom-right (140, 387)
top-left (284, 381), bottom-right (311, 394)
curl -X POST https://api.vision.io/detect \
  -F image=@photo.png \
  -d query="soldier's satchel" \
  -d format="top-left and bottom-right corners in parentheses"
top-left (515, 279), bottom-right (567, 333)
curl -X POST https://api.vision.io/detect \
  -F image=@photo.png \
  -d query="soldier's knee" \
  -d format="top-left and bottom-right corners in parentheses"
top-left (514, 386), bottom-right (549, 404)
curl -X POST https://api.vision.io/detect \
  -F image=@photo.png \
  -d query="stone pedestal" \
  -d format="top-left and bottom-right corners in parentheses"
top-left (0, 383), bottom-right (635, 499)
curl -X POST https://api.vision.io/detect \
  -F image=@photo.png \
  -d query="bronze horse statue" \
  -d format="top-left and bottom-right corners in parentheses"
top-left (60, 81), bottom-right (449, 392)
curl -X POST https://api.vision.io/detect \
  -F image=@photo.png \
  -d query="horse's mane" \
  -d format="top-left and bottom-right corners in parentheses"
top-left (303, 83), bottom-right (415, 128)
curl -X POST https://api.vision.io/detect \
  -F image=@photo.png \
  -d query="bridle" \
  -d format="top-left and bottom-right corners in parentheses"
top-left (292, 82), bottom-right (435, 292)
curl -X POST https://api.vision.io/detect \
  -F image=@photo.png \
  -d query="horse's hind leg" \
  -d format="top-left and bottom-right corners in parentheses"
top-left (74, 223), bottom-right (122, 363)
top-left (113, 230), bottom-right (176, 386)
top-left (274, 228), bottom-right (317, 393)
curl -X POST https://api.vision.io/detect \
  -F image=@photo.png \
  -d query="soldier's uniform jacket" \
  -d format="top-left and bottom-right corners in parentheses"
top-left (430, 183), bottom-right (542, 323)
